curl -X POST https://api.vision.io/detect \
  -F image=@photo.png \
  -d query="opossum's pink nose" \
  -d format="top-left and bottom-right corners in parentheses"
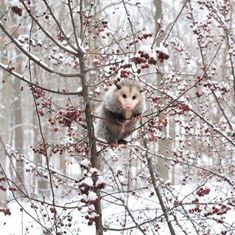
top-left (125, 104), bottom-right (133, 110)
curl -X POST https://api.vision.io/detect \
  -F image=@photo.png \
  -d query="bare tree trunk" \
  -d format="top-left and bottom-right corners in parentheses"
top-left (0, 70), bottom-right (9, 206)
top-left (13, 61), bottom-right (25, 193)
top-left (0, 0), bottom-right (9, 206)
top-left (154, 0), bottom-right (170, 181)
top-left (0, 143), bottom-right (6, 205)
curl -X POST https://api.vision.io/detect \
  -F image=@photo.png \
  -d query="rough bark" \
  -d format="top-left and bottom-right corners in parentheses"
top-left (79, 51), bottom-right (103, 235)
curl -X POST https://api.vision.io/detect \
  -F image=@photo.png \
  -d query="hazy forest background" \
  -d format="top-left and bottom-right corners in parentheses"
top-left (0, 0), bottom-right (235, 234)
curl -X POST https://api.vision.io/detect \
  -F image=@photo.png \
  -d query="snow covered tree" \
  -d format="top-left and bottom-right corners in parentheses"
top-left (0, 0), bottom-right (234, 234)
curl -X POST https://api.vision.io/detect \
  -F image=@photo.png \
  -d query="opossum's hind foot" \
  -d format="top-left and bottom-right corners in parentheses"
top-left (117, 139), bottom-right (128, 145)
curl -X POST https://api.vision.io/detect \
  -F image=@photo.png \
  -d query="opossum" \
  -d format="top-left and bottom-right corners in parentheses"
top-left (95, 79), bottom-right (146, 144)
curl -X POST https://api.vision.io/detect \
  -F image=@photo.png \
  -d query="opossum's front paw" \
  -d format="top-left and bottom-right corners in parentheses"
top-left (110, 140), bottom-right (128, 148)
top-left (132, 113), bottom-right (142, 121)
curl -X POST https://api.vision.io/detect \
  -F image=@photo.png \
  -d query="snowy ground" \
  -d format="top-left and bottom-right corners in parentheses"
top-left (0, 182), bottom-right (234, 235)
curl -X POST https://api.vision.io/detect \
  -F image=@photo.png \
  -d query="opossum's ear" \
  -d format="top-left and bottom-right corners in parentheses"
top-left (140, 88), bottom-right (145, 93)
top-left (115, 83), bottom-right (121, 89)
top-left (114, 80), bottom-right (121, 89)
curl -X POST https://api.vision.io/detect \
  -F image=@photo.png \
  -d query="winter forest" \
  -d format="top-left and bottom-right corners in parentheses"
top-left (0, 0), bottom-right (235, 234)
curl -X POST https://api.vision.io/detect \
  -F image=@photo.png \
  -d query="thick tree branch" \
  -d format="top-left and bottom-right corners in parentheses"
top-left (142, 139), bottom-right (176, 235)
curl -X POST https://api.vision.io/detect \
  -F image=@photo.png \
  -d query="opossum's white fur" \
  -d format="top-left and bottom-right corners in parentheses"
top-left (95, 79), bottom-right (146, 143)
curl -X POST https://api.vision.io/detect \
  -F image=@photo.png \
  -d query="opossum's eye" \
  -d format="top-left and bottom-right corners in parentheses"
top-left (122, 94), bottom-right (127, 99)
top-left (132, 96), bottom-right (136, 100)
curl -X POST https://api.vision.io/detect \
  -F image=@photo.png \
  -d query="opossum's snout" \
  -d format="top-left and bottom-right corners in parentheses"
top-left (124, 103), bottom-right (133, 110)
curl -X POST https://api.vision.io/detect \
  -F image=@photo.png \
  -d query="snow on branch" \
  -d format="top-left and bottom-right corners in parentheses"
top-left (138, 77), bottom-right (235, 148)
top-left (41, 0), bottom-right (78, 52)
top-left (0, 21), bottom-right (82, 78)
top-left (20, 0), bottom-right (82, 56)
top-left (133, 144), bottom-right (233, 186)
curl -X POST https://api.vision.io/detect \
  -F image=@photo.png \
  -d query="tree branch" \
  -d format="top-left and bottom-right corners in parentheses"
top-left (0, 62), bottom-right (83, 95)
top-left (0, 21), bottom-right (82, 78)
